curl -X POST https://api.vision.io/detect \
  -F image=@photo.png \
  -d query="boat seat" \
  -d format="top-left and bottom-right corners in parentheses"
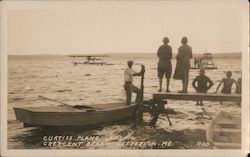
top-left (212, 128), bottom-right (241, 133)
top-left (217, 123), bottom-right (238, 129)
top-left (217, 120), bottom-right (237, 124)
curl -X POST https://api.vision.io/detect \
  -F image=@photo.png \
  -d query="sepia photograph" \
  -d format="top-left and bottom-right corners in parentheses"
top-left (1, 0), bottom-right (249, 157)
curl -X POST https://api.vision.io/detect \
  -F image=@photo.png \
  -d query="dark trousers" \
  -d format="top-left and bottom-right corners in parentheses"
top-left (124, 82), bottom-right (143, 125)
top-left (124, 82), bottom-right (141, 105)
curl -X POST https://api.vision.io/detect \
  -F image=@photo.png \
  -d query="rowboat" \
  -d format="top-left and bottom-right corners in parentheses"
top-left (206, 111), bottom-right (241, 149)
top-left (14, 103), bottom-right (137, 127)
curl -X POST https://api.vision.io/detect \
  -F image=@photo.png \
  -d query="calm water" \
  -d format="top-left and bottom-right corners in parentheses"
top-left (7, 55), bottom-right (242, 149)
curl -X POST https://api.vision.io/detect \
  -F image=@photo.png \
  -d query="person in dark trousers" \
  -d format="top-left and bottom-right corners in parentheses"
top-left (192, 68), bottom-right (213, 105)
top-left (124, 60), bottom-right (145, 127)
top-left (173, 37), bottom-right (192, 93)
top-left (157, 37), bottom-right (172, 92)
top-left (124, 60), bottom-right (145, 105)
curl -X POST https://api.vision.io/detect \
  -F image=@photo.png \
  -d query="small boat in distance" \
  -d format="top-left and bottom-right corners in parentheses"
top-left (69, 55), bottom-right (114, 66)
top-left (14, 103), bottom-right (136, 127)
top-left (206, 111), bottom-right (241, 149)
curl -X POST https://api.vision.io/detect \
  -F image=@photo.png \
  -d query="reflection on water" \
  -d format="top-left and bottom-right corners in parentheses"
top-left (8, 55), bottom-right (241, 149)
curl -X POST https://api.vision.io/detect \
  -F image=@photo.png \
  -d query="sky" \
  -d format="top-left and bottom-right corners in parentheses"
top-left (6, 1), bottom-right (246, 55)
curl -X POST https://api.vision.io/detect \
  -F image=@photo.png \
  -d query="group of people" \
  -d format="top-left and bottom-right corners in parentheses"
top-left (123, 36), bottom-right (242, 106)
top-left (158, 36), bottom-right (192, 93)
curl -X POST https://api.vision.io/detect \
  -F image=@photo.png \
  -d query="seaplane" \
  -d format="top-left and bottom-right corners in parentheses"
top-left (69, 55), bottom-right (114, 66)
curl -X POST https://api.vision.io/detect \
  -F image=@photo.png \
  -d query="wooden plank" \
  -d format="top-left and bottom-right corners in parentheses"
top-left (153, 92), bottom-right (241, 102)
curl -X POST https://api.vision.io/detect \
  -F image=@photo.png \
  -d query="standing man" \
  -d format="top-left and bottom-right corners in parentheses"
top-left (157, 37), bottom-right (172, 92)
top-left (124, 60), bottom-right (145, 105)
top-left (173, 37), bottom-right (192, 93)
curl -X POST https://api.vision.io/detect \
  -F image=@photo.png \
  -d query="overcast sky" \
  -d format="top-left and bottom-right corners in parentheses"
top-left (7, 1), bottom-right (246, 55)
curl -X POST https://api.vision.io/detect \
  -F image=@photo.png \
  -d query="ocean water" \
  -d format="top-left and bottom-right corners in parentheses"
top-left (7, 55), bottom-right (242, 149)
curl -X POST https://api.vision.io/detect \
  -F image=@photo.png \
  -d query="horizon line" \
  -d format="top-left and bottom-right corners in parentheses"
top-left (8, 51), bottom-right (242, 56)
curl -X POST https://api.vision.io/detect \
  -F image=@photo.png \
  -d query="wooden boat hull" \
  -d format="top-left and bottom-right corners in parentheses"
top-left (14, 103), bottom-right (137, 127)
top-left (206, 111), bottom-right (241, 149)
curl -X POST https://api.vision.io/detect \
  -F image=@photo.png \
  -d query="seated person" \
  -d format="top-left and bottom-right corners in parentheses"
top-left (192, 68), bottom-right (213, 105)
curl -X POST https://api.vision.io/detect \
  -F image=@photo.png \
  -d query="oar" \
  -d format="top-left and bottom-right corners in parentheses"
top-left (38, 95), bottom-right (94, 110)
top-left (39, 95), bottom-right (69, 106)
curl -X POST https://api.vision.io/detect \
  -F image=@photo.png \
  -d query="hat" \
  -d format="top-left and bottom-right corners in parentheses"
top-left (127, 60), bottom-right (134, 64)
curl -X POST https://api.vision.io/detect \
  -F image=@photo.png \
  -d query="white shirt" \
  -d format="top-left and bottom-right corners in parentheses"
top-left (124, 67), bottom-right (136, 82)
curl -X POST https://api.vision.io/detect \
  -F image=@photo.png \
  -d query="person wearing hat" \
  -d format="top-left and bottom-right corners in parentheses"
top-left (192, 68), bottom-right (213, 105)
top-left (157, 37), bottom-right (173, 92)
top-left (124, 60), bottom-right (145, 106)
top-left (173, 37), bottom-right (193, 93)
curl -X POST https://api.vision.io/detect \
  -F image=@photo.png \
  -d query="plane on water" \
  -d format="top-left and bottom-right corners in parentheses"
top-left (69, 55), bottom-right (114, 66)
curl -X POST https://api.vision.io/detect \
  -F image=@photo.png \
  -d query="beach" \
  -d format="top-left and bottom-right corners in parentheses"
top-left (7, 54), bottom-right (241, 149)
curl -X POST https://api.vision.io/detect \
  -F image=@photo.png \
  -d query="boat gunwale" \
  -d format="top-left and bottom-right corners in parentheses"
top-left (13, 103), bottom-right (137, 114)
